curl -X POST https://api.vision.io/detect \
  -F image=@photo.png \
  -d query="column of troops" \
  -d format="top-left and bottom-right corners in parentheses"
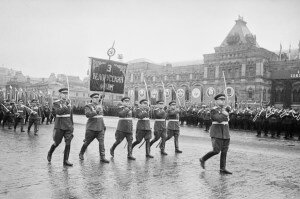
top-left (0, 98), bottom-right (56, 134)
top-left (177, 105), bottom-right (300, 140)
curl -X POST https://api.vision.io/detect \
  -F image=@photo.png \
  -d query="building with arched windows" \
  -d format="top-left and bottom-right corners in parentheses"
top-left (124, 17), bottom-right (300, 109)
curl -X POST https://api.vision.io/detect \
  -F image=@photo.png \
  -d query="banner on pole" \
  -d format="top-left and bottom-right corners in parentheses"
top-left (89, 57), bottom-right (127, 94)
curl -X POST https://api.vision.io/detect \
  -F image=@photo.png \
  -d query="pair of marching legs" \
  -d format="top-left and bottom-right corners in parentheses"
top-left (199, 138), bottom-right (232, 174)
top-left (47, 129), bottom-right (74, 166)
top-left (79, 129), bottom-right (109, 163)
top-left (110, 130), bottom-right (135, 160)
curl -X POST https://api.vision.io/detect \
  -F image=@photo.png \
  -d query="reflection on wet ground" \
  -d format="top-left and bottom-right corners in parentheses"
top-left (0, 116), bottom-right (299, 198)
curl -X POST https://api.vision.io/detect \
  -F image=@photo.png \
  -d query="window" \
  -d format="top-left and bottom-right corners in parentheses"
top-left (263, 89), bottom-right (266, 101)
top-left (292, 89), bottom-right (300, 102)
top-left (248, 88), bottom-right (253, 99)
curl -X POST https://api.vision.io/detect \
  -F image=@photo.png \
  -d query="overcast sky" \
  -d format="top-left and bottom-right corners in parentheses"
top-left (0, 0), bottom-right (299, 79)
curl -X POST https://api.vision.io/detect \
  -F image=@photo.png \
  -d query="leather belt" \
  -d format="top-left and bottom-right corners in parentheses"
top-left (212, 121), bottom-right (228, 125)
top-left (92, 115), bottom-right (103, 118)
top-left (119, 118), bottom-right (133, 120)
top-left (139, 118), bottom-right (150, 120)
top-left (17, 111), bottom-right (23, 113)
top-left (168, 119), bottom-right (179, 122)
top-left (155, 119), bottom-right (165, 121)
top-left (56, 114), bottom-right (70, 117)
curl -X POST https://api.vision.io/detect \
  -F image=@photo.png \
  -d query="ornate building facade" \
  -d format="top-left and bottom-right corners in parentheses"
top-left (124, 17), bottom-right (300, 108)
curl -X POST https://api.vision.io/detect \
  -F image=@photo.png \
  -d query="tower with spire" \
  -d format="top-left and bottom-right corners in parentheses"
top-left (202, 16), bottom-right (278, 105)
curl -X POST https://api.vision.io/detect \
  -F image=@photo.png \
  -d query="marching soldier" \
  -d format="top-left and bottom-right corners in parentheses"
top-left (27, 99), bottom-right (42, 135)
top-left (2, 100), bottom-right (14, 129)
top-left (42, 102), bottom-right (51, 125)
top-left (110, 97), bottom-right (135, 160)
top-left (132, 99), bottom-right (153, 158)
top-left (79, 93), bottom-right (109, 163)
top-left (47, 88), bottom-right (74, 166)
top-left (199, 94), bottom-right (232, 175)
top-left (150, 100), bottom-right (167, 155)
top-left (13, 99), bottom-right (26, 132)
top-left (165, 101), bottom-right (183, 153)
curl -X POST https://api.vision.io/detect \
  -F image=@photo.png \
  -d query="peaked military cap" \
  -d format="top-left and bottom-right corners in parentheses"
top-left (214, 93), bottom-right (226, 100)
top-left (18, 99), bottom-right (23, 102)
top-left (139, 99), bottom-right (148, 104)
top-left (156, 100), bottom-right (164, 104)
top-left (5, 99), bottom-right (10, 102)
top-left (90, 93), bottom-right (99, 98)
top-left (169, 101), bottom-right (176, 106)
top-left (58, 88), bottom-right (68, 93)
top-left (31, 99), bottom-right (38, 103)
top-left (121, 96), bottom-right (130, 102)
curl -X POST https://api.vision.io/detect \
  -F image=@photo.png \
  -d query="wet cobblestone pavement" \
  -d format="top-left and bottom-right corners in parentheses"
top-left (1, 115), bottom-right (300, 199)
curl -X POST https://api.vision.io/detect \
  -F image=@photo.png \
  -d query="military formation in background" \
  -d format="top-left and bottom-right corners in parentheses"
top-left (176, 104), bottom-right (300, 140)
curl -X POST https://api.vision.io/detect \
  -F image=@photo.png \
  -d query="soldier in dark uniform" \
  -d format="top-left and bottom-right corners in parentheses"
top-left (110, 97), bottom-right (135, 160)
top-left (132, 99), bottom-right (153, 158)
top-left (266, 108), bottom-right (278, 138)
top-left (236, 109), bottom-right (243, 130)
top-left (253, 108), bottom-right (264, 137)
top-left (1, 100), bottom-right (12, 128)
top-left (27, 99), bottom-right (42, 135)
top-left (150, 100), bottom-right (167, 155)
top-left (281, 109), bottom-right (294, 139)
top-left (13, 99), bottom-right (26, 132)
top-left (165, 101), bottom-right (182, 153)
top-left (198, 106), bottom-right (205, 128)
top-left (179, 107), bottom-right (186, 126)
top-left (3, 100), bottom-right (14, 129)
top-left (47, 88), bottom-right (74, 166)
top-left (199, 94), bottom-right (232, 175)
top-left (50, 106), bottom-right (56, 124)
top-left (42, 102), bottom-right (51, 125)
top-left (203, 108), bottom-right (212, 131)
top-left (229, 109), bottom-right (237, 129)
top-left (79, 93), bottom-right (109, 163)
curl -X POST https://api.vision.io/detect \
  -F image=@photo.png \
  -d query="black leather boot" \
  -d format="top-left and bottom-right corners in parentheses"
top-left (174, 136), bottom-right (182, 153)
top-left (220, 152), bottom-right (232, 174)
top-left (47, 144), bottom-right (56, 162)
top-left (127, 141), bottom-right (136, 160)
top-left (160, 138), bottom-right (167, 155)
top-left (100, 156), bottom-right (110, 163)
top-left (63, 145), bottom-right (73, 166)
top-left (79, 144), bottom-right (88, 160)
top-left (145, 140), bottom-right (153, 158)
